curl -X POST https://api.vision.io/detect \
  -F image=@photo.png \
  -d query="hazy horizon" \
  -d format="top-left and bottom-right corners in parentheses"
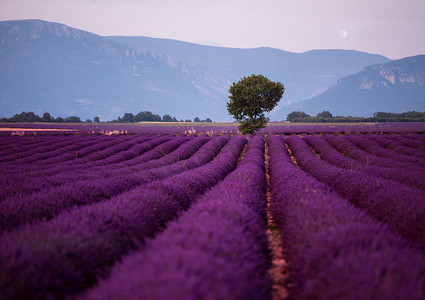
top-left (1, 0), bottom-right (425, 60)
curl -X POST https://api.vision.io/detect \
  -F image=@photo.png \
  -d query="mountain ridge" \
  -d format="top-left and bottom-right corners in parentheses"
top-left (1, 19), bottom-right (225, 120)
top-left (288, 55), bottom-right (425, 117)
top-left (1, 19), bottom-right (393, 121)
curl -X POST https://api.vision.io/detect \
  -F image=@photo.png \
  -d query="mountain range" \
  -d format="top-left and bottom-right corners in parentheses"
top-left (286, 55), bottom-right (425, 117)
top-left (1, 19), bottom-right (423, 121)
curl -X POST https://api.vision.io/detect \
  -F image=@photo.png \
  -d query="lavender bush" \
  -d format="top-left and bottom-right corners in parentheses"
top-left (0, 136), bottom-right (246, 299)
top-left (0, 135), bottom-right (181, 200)
top-left (0, 135), bottom-right (230, 231)
top-left (285, 134), bottom-right (425, 249)
top-left (267, 134), bottom-right (425, 299)
top-left (80, 134), bottom-right (271, 300)
top-left (303, 134), bottom-right (425, 190)
top-left (365, 134), bottom-right (425, 160)
top-left (1, 125), bottom-right (424, 300)
top-left (343, 134), bottom-right (425, 168)
top-left (324, 134), bottom-right (425, 171)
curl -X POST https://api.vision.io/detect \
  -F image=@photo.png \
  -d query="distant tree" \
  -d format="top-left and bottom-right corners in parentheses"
top-left (93, 116), bottom-right (100, 123)
top-left (162, 114), bottom-right (173, 122)
top-left (373, 112), bottom-right (393, 118)
top-left (403, 111), bottom-right (424, 118)
top-left (227, 74), bottom-right (284, 134)
top-left (152, 114), bottom-right (161, 122)
top-left (110, 111), bottom-right (179, 123)
top-left (42, 112), bottom-right (53, 122)
top-left (206, 118), bottom-right (212, 123)
top-left (317, 110), bottom-right (333, 118)
top-left (287, 111), bottom-right (310, 122)
top-left (185, 119), bottom-right (192, 122)
top-left (85, 119), bottom-right (93, 123)
top-left (194, 117), bottom-right (201, 122)
top-left (64, 116), bottom-right (82, 123)
top-left (122, 113), bottom-right (135, 123)
top-left (135, 111), bottom-right (153, 121)
top-left (55, 117), bottom-right (64, 123)
top-left (9, 111), bottom-right (43, 122)
top-left (135, 111), bottom-right (145, 122)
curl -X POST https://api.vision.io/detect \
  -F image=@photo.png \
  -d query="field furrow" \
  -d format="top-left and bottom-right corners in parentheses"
top-left (80, 135), bottom-right (271, 300)
top-left (1, 129), bottom-right (424, 300)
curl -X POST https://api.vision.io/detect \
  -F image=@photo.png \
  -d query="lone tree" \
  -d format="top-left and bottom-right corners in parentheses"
top-left (227, 74), bottom-right (284, 134)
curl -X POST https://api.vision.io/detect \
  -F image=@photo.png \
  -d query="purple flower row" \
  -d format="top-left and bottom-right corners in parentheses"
top-left (3, 121), bottom-right (425, 136)
top-left (0, 135), bottom-right (230, 231)
top-left (1, 134), bottom-right (164, 171)
top-left (0, 134), bottom-right (131, 165)
top-left (285, 134), bottom-right (425, 249)
top-left (412, 133), bottom-right (425, 143)
top-left (0, 133), bottom-right (89, 160)
top-left (303, 134), bottom-right (425, 190)
top-left (40, 135), bottom-right (192, 181)
top-left (391, 134), bottom-right (425, 150)
top-left (343, 134), bottom-right (425, 168)
top-left (0, 135), bottom-right (183, 200)
top-left (80, 134), bottom-right (271, 300)
top-left (0, 135), bottom-right (246, 299)
top-left (34, 135), bottom-right (158, 167)
top-left (365, 134), bottom-right (425, 160)
top-left (44, 135), bottom-right (172, 172)
top-left (267, 134), bottom-right (425, 299)
top-left (0, 134), bottom-right (156, 180)
top-left (324, 134), bottom-right (425, 172)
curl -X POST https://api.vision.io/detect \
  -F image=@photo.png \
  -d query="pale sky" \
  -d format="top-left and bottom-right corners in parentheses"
top-left (1, 0), bottom-right (424, 60)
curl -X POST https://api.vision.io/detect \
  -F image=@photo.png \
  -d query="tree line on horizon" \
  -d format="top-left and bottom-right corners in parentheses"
top-left (109, 111), bottom-right (212, 123)
top-left (0, 112), bottom-right (87, 123)
top-left (2, 110), bottom-right (425, 125)
top-left (286, 110), bottom-right (425, 122)
top-left (0, 111), bottom-right (213, 124)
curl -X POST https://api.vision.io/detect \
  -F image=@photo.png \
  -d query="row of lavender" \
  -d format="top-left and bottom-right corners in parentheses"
top-left (288, 133), bottom-right (425, 248)
top-left (2, 121), bottom-right (425, 135)
top-left (268, 134), bottom-right (425, 299)
top-left (0, 133), bottom-right (256, 299)
top-left (0, 134), bottom-right (232, 231)
top-left (0, 134), bottom-right (200, 197)
top-left (1, 131), bottom-right (425, 299)
top-left (80, 134), bottom-right (272, 300)
top-left (71, 132), bottom-right (425, 299)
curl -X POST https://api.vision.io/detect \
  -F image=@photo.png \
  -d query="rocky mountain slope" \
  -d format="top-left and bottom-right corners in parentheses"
top-left (1, 19), bottom-right (390, 121)
top-left (288, 55), bottom-right (425, 117)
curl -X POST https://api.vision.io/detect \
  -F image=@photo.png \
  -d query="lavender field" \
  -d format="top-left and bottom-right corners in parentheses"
top-left (1, 123), bottom-right (425, 299)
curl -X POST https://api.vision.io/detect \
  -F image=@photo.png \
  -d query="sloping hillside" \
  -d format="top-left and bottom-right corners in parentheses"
top-left (287, 55), bottom-right (425, 117)
top-left (0, 19), bottom-right (389, 121)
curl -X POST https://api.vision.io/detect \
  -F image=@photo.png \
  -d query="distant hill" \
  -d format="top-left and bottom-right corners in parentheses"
top-left (108, 36), bottom-right (390, 119)
top-left (0, 19), bottom-right (390, 121)
top-left (0, 19), bottom-right (224, 121)
top-left (287, 55), bottom-right (425, 117)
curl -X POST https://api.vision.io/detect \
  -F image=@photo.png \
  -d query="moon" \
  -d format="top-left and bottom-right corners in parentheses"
top-left (338, 29), bottom-right (349, 39)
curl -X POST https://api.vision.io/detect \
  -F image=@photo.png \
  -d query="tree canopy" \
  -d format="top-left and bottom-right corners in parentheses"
top-left (317, 110), bottom-right (333, 118)
top-left (286, 111), bottom-right (311, 122)
top-left (285, 110), bottom-right (425, 122)
top-left (0, 110), bottom-right (208, 123)
top-left (227, 74), bottom-right (284, 134)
